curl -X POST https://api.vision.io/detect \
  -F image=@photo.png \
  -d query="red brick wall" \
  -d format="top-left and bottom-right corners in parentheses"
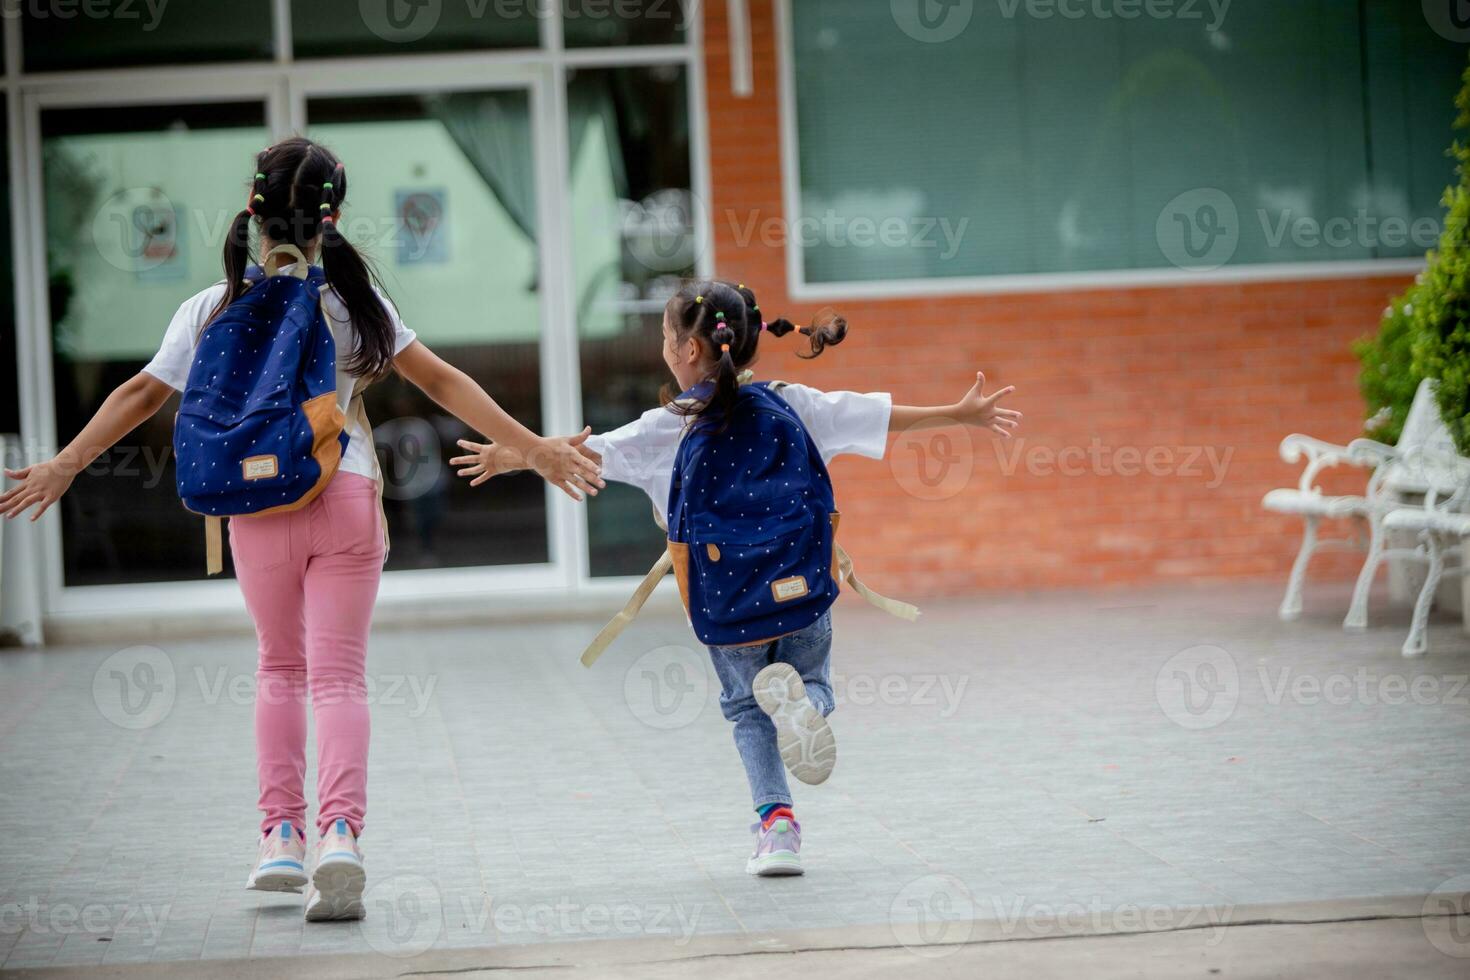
top-left (699, 1), bottom-right (1414, 594)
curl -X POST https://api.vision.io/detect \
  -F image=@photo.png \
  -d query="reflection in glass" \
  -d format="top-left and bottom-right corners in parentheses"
top-left (309, 92), bottom-right (549, 571)
top-left (791, 0), bottom-right (1462, 282)
top-left (564, 0), bottom-right (687, 47)
top-left (42, 103), bottom-right (269, 585)
top-left (292, 0), bottom-right (538, 59)
top-left (23, 2), bottom-right (273, 72)
top-left (568, 65), bottom-right (693, 577)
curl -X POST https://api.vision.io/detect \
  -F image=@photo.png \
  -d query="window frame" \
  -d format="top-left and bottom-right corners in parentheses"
top-left (773, 0), bottom-right (1426, 302)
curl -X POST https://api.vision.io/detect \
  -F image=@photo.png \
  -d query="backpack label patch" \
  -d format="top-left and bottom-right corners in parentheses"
top-left (771, 575), bottom-right (809, 602)
top-left (242, 455), bottom-right (279, 481)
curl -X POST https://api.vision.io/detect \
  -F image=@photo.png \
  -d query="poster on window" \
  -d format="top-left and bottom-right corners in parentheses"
top-left (396, 189), bottom-right (449, 265)
top-left (92, 187), bottom-right (186, 282)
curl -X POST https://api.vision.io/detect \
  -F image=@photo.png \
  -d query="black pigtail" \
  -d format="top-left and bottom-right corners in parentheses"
top-left (207, 159), bottom-right (269, 324)
top-left (765, 309), bottom-right (848, 360)
top-left (707, 308), bottom-right (740, 430)
top-left (317, 161), bottom-right (396, 381)
top-left (209, 208), bottom-right (254, 325)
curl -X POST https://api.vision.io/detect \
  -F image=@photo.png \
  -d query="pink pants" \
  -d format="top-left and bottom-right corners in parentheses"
top-left (230, 471), bottom-right (384, 838)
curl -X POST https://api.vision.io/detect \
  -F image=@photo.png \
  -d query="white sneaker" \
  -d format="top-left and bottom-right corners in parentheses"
top-left (246, 820), bottom-right (307, 892)
top-left (304, 819), bottom-right (366, 921)
top-left (752, 663), bottom-right (836, 785)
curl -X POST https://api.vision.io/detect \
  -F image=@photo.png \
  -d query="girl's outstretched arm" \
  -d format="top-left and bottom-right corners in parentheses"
top-left (450, 439), bottom-right (601, 487)
top-left (1, 372), bottom-right (174, 521)
top-left (890, 371), bottom-right (1020, 438)
top-left (394, 340), bottom-right (605, 501)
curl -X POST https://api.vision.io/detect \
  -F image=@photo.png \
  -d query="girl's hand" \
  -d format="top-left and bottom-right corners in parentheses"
top-left (1, 458), bottom-right (78, 521)
top-left (529, 429), bottom-right (605, 501)
top-left (451, 428), bottom-right (605, 501)
top-left (955, 371), bottom-right (1021, 438)
top-left (451, 438), bottom-right (526, 487)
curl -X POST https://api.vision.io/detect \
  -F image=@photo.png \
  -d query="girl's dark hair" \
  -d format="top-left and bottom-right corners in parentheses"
top-left (662, 279), bottom-right (848, 429)
top-left (211, 136), bottom-right (396, 380)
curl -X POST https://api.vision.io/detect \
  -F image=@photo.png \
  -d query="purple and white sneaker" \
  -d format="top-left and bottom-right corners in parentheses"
top-left (246, 820), bottom-right (307, 892)
top-left (305, 819), bottom-right (366, 921)
top-left (747, 808), bottom-right (804, 876)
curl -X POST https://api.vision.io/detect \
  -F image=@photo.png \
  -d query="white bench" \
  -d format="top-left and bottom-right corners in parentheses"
top-left (1372, 443), bottom-right (1470, 656)
top-left (1263, 379), bottom-right (1464, 631)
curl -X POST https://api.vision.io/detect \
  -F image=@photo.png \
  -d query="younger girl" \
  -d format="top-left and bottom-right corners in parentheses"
top-left (0, 137), bottom-right (602, 919)
top-left (452, 279), bottom-right (1017, 875)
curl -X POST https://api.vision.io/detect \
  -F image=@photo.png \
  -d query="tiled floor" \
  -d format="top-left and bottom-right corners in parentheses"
top-left (2, 582), bottom-right (1468, 969)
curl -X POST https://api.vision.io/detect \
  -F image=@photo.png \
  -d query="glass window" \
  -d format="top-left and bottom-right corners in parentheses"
top-left (568, 64), bottom-right (692, 577)
top-left (0, 103), bottom-right (16, 439)
top-left (308, 91), bottom-right (550, 572)
top-left (563, 0), bottom-right (687, 47)
top-left (789, 0), bottom-right (1462, 284)
top-left (42, 102), bottom-right (269, 586)
top-left (292, 0), bottom-right (538, 59)
top-left (23, 1), bottom-right (274, 72)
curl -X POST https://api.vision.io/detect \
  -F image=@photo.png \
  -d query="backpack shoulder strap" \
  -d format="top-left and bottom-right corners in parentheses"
top-left (205, 516), bottom-right (224, 576)
top-left (581, 547), bottom-right (674, 667)
top-left (834, 542), bottom-right (920, 622)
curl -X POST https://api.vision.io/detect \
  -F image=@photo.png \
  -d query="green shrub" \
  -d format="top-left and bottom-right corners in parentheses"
top-left (1356, 285), bottom-right (1424, 445)
top-left (1412, 55), bottom-right (1470, 455)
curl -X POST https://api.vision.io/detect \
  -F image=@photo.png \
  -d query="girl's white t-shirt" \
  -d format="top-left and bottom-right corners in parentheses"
top-left (143, 272), bottom-right (417, 481)
top-left (585, 383), bottom-right (892, 516)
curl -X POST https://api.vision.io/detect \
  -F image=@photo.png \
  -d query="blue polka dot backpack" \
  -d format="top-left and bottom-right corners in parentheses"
top-left (664, 381), bottom-right (842, 648)
top-left (580, 379), bottom-right (919, 666)
top-left (174, 244), bottom-right (351, 574)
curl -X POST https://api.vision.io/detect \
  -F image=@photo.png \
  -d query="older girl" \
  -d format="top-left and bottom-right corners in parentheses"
top-left (1, 137), bottom-right (602, 919)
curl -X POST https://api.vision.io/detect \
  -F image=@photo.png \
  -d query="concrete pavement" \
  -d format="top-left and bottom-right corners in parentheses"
top-left (2, 581), bottom-right (1468, 973)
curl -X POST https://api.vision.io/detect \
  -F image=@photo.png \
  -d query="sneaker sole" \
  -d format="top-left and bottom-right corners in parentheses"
top-left (752, 662), bottom-right (835, 785)
top-left (305, 857), bottom-right (366, 921)
top-left (746, 851), bottom-right (805, 876)
top-left (247, 866), bottom-right (307, 893)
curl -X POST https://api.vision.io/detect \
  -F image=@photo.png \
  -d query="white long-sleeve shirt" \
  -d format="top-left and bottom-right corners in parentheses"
top-left (585, 383), bottom-right (892, 516)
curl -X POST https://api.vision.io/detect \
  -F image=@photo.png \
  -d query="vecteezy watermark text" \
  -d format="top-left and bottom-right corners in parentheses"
top-left (0, 0), bottom-right (168, 30)
top-left (995, 438), bottom-right (1233, 489)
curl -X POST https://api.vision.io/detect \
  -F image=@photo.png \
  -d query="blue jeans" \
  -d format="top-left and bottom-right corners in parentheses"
top-left (706, 611), bottom-right (834, 812)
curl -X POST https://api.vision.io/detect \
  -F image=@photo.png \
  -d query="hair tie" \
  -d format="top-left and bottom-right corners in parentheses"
top-left (720, 343), bottom-right (730, 353)
top-left (760, 321), bottom-right (767, 331)
top-left (322, 181), bottom-right (333, 191)
top-left (751, 305), bottom-right (759, 313)
top-left (253, 193), bottom-right (265, 203)
top-left (245, 206), bottom-right (256, 216)
top-left (695, 295), bottom-right (703, 304)
top-left (319, 203), bottom-right (332, 212)
top-left (320, 215), bottom-right (335, 226)
top-left (737, 283), bottom-right (745, 289)
top-left (715, 312), bottom-right (725, 321)
top-left (254, 172), bottom-right (266, 181)
top-left (334, 163), bottom-right (345, 172)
